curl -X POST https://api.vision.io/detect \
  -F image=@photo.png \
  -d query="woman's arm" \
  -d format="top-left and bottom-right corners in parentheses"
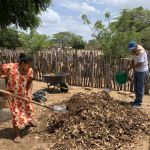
top-left (26, 68), bottom-right (33, 100)
top-left (0, 64), bottom-right (6, 78)
top-left (26, 77), bottom-right (33, 90)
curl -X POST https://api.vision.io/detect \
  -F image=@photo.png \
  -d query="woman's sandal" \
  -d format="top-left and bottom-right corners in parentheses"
top-left (13, 136), bottom-right (21, 143)
top-left (29, 120), bottom-right (37, 127)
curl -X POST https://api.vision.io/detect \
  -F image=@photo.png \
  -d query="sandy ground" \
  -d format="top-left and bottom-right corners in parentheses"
top-left (0, 81), bottom-right (149, 150)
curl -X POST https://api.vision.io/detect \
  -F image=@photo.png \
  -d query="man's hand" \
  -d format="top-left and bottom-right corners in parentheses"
top-left (127, 65), bottom-right (134, 71)
top-left (124, 67), bottom-right (131, 73)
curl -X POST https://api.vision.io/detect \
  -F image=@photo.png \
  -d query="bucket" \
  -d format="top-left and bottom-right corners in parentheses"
top-left (115, 71), bottom-right (128, 85)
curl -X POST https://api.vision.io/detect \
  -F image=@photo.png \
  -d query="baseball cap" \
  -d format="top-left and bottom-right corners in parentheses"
top-left (128, 41), bottom-right (137, 51)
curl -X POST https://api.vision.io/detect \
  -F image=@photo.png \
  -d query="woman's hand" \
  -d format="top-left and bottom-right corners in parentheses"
top-left (26, 88), bottom-right (32, 101)
top-left (0, 74), bottom-right (7, 78)
top-left (26, 77), bottom-right (33, 90)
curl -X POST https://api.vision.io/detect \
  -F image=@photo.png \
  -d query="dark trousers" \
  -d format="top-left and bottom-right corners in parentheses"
top-left (134, 71), bottom-right (149, 105)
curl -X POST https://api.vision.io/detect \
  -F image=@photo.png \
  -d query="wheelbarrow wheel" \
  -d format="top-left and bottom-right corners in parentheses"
top-left (60, 83), bottom-right (69, 93)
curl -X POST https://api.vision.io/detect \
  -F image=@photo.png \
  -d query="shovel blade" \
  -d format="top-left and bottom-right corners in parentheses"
top-left (53, 105), bottom-right (67, 112)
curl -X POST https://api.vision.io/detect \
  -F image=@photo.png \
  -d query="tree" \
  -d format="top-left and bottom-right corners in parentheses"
top-left (52, 32), bottom-right (74, 48)
top-left (82, 12), bottom-right (113, 57)
top-left (141, 27), bottom-right (150, 50)
top-left (114, 7), bottom-right (150, 32)
top-left (104, 11), bottom-right (111, 24)
top-left (82, 7), bottom-right (150, 58)
top-left (111, 7), bottom-right (150, 52)
top-left (86, 39), bottom-right (101, 50)
top-left (71, 36), bottom-right (86, 49)
top-left (52, 32), bottom-right (86, 49)
top-left (0, 0), bottom-right (52, 29)
top-left (0, 28), bottom-right (22, 50)
top-left (19, 30), bottom-right (53, 53)
top-left (110, 31), bottom-right (141, 58)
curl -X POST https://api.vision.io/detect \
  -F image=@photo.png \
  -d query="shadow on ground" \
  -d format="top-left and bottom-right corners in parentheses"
top-left (0, 128), bottom-right (13, 140)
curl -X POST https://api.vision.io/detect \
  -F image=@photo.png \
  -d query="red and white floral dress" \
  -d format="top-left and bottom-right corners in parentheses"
top-left (2, 63), bottom-right (34, 127)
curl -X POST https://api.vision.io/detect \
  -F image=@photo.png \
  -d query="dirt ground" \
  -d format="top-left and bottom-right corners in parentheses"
top-left (0, 81), bottom-right (150, 150)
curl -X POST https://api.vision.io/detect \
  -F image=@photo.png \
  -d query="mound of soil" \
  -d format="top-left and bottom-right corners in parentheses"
top-left (43, 91), bottom-right (150, 150)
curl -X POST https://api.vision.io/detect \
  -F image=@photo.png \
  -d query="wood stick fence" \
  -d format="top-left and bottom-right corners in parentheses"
top-left (0, 48), bottom-right (149, 92)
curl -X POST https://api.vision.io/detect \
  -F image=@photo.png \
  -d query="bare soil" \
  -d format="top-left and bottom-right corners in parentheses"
top-left (0, 81), bottom-right (149, 150)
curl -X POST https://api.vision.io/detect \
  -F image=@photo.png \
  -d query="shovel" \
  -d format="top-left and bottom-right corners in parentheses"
top-left (0, 89), bottom-right (67, 112)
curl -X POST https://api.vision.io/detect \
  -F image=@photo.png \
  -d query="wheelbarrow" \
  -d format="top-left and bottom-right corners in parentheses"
top-left (42, 72), bottom-right (70, 92)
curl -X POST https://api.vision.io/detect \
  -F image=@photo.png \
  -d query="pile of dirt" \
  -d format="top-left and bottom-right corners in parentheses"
top-left (44, 91), bottom-right (150, 150)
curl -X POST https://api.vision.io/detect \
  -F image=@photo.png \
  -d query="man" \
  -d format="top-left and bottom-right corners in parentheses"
top-left (128, 41), bottom-right (149, 107)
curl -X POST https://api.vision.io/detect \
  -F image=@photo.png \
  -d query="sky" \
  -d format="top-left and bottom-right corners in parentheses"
top-left (37, 0), bottom-right (150, 41)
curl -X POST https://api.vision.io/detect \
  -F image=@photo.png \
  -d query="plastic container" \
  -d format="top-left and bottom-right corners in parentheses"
top-left (115, 71), bottom-right (128, 85)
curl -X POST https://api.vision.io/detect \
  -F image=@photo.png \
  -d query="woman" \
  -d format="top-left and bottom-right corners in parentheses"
top-left (0, 54), bottom-right (36, 143)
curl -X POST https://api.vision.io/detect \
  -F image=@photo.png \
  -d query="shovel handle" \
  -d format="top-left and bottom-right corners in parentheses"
top-left (0, 89), bottom-right (52, 110)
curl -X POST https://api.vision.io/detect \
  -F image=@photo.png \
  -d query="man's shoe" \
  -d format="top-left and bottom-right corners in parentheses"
top-left (132, 103), bottom-right (142, 108)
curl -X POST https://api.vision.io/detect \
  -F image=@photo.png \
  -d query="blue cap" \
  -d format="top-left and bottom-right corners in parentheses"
top-left (128, 41), bottom-right (137, 51)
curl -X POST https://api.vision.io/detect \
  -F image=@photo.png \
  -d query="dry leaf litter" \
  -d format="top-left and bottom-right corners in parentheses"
top-left (38, 91), bottom-right (150, 150)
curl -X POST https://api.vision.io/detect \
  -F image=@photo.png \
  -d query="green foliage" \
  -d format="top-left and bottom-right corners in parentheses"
top-left (86, 39), bottom-right (101, 50)
top-left (114, 7), bottom-right (150, 32)
top-left (52, 32), bottom-right (75, 48)
top-left (71, 36), bottom-right (86, 49)
top-left (52, 32), bottom-right (86, 49)
top-left (111, 7), bottom-right (150, 53)
top-left (82, 14), bottom-right (91, 25)
top-left (0, 0), bottom-right (52, 29)
top-left (104, 12), bottom-right (111, 21)
top-left (110, 31), bottom-right (142, 58)
top-left (141, 27), bottom-right (150, 50)
top-left (83, 7), bottom-right (150, 58)
top-left (19, 29), bottom-right (53, 53)
top-left (0, 28), bottom-right (22, 49)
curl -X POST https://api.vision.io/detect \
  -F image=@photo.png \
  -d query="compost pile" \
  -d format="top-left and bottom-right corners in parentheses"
top-left (46, 91), bottom-right (150, 150)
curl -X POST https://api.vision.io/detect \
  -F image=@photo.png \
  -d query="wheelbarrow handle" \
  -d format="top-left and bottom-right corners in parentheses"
top-left (0, 89), bottom-right (53, 110)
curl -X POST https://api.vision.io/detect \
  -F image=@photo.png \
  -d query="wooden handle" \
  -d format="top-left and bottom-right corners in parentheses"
top-left (0, 89), bottom-right (52, 110)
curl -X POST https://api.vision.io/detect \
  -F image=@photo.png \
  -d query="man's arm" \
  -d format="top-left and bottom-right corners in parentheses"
top-left (128, 62), bottom-right (144, 70)
top-left (128, 52), bottom-right (145, 70)
top-left (127, 59), bottom-right (134, 70)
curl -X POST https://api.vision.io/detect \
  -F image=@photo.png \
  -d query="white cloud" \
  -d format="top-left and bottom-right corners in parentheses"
top-left (86, 0), bottom-right (105, 5)
top-left (103, 0), bottom-right (150, 9)
top-left (86, 0), bottom-right (150, 9)
top-left (39, 9), bottom-right (61, 26)
top-left (111, 11), bottom-right (120, 19)
top-left (102, 8), bottom-right (112, 15)
top-left (60, 0), bottom-right (99, 13)
top-left (38, 11), bottom-right (92, 41)
top-left (100, 0), bottom-right (150, 22)
top-left (37, 0), bottom-right (150, 41)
